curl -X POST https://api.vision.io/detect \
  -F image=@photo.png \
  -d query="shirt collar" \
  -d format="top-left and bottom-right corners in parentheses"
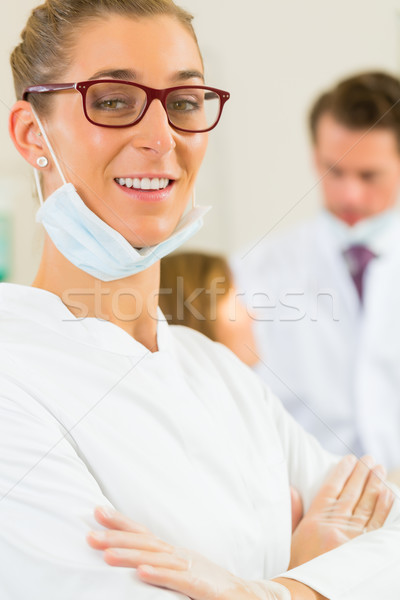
top-left (318, 208), bottom-right (400, 256)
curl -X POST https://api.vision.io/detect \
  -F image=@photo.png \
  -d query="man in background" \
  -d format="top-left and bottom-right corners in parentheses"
top-left (232, 71), bottom-right (400, 470)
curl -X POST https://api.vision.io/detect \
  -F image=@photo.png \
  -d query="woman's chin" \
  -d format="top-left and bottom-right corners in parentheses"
top-left (127, 227), bottom-right (177, 249)
top-left (110, 210), bottom-right (183, 249)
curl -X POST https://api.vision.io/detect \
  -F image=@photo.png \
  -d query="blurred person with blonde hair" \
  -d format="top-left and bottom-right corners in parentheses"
top-left (160, 252), bottom-right (259, 366)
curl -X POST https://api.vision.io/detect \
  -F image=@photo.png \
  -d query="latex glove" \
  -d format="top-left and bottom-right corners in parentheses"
top-left (388, 467), bottom-right (400, 487)
top-left (290, 486), bottom-right (303, 532)
top-left (87, 508), bottom-right (290, 600)
top-left (289, 454), bottom-right (394, 569)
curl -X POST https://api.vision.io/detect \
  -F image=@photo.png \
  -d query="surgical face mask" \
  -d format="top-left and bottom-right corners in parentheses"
top-left (32, 110), bottom-right (210, 281)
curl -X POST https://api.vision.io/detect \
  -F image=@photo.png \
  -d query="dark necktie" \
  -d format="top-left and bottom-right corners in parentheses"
top-left (343, 244), bottom-right (377, 303)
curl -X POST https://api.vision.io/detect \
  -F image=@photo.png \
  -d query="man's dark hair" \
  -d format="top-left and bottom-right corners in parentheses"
top-left (309, 71), bottom-right (400, 149)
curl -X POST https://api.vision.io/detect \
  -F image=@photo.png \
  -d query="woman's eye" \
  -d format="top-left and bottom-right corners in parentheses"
top-left (168, 99), bottom-right (200, 112)
top-left (96, 98), bottom-right (129, 110)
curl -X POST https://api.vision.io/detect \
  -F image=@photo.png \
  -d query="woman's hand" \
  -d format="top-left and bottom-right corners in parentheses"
top-left (87, 508), bottom-right (292, 599)
top-left (86, 455), bottom-right (393, 599)
top-left (289, 454), bottom-right (394, 568)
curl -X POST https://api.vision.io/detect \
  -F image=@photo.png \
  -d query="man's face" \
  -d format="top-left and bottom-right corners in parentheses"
top-left (313, 113), bottom-right (400, 226)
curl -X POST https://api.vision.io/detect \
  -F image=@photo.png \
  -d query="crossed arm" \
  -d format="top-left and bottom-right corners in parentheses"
top-left (87, 455), bottom-right (394, 600)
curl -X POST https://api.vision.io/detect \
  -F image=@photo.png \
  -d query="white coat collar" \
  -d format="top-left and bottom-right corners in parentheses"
top-left (0, 283), bottom-right (171, 357)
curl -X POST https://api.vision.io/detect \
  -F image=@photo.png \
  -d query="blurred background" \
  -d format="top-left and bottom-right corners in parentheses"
top-left (1, 0), bottom-right (400, 284)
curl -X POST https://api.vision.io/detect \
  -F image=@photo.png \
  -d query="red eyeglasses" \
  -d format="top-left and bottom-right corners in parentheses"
top-left (23, 80), bottom-right (231, 133)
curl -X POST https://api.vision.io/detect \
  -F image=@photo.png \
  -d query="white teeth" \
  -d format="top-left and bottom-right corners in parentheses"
top-left (116, 177), bottom-right (170, 190)
top-left (141, 178), bottom-right (151, 190)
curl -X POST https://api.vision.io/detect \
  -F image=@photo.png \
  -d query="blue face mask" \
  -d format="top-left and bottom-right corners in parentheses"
top-left (33, 111), bottom-right (210, 282)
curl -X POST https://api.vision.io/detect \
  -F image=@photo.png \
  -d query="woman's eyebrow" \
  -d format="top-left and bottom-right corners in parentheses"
top-left (175, 70), bottom-right (204, 82)
top-left (88, 69), bottom-right (137, 81)
top-left (87, 68), bottom-right (204, 83)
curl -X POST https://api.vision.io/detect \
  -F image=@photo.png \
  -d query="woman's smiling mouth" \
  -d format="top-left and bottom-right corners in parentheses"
top-left (115, 176), bottom-right (171, 190)
top-left (114, 176), bottom-right (175, 201)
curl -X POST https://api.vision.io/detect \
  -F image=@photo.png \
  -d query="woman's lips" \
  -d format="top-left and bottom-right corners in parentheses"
top-left (114, 177), bottom-right (175, 202)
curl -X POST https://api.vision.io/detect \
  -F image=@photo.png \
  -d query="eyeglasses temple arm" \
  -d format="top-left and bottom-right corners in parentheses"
top-left (22, 83), bottom-right (76, 101)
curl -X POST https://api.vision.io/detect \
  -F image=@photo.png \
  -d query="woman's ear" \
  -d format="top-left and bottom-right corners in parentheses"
top-left (9, 100), bottom-right (46, 168)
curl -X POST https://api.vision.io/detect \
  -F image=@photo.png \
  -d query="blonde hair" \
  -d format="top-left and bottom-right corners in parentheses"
top-left (11, 0), bottom-right (198, 114)
top-left (159, 252), bottom-right (233, 341)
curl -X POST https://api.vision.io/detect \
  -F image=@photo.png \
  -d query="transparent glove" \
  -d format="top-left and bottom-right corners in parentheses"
top-left (87, 508), bottom-right (290, 600)
top-left (87, 455), bottom-right (393, 599)
top-left (289, 454), bottom-right (394, 568)
top-left (290, 486), bottom-right (303, 532)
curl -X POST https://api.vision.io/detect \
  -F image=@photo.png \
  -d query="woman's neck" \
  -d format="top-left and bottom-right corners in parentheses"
top-left (33, 237), bottom-right (161, 351)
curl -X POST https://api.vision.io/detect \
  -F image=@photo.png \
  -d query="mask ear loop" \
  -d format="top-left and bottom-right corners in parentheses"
top-left (33, 168), bottom-right (45, 207)
top-left (31, 106), bottom-right (68, 206)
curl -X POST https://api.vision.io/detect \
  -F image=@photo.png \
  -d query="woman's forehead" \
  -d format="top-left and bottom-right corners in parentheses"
top-left (65, 14), bottom-right (203, 85)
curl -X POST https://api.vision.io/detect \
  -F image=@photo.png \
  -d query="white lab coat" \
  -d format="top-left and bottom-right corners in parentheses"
top-left (1, 282), bottom-right (400, 599)
top-left (232, 210), bottom-right (400, 469)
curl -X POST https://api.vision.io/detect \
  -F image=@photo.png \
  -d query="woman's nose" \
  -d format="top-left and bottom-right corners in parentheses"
top-left (131, 99), bottom-right (176, 155)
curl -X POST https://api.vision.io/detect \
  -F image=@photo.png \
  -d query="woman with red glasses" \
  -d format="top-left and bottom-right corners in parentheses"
top-left (1, 1), bottom-right (399, 599)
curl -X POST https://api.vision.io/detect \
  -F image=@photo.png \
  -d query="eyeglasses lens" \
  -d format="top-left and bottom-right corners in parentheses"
top-left (85, 82), bottom-right (221, 131)
top-left (166, 88), bottom-right (220, 131)
top-left (86, 82), bottom-right (146, 126)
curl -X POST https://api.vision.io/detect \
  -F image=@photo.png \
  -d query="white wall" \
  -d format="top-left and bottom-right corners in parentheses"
top-left (0, 1), bottom-right (44, 283)
top-left (1, 0), bottom-right (400, 283)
